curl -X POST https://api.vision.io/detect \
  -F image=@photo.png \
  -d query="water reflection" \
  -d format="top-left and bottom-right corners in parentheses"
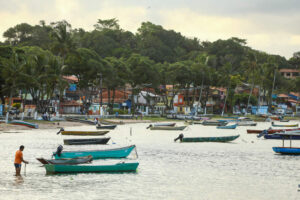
top-left (13, 175), bottom-right (24, 186)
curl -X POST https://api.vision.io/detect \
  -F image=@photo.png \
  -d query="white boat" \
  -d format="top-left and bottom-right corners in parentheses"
top-left (153, 122), bottom-right (176, 127)
top-left (237, 121), bottom-right (257, 126)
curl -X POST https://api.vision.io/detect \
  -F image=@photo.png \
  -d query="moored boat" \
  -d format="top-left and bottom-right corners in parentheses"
top-left (264, 134), bottom-right (300, 140)
top-left (65, 117), bottom-right (96, 125)
top-left (96, 125), bottom-right (117, 129)
top-left (44, 162), bottom-right (139, 174)
top-left (8, 120), bottom-right (38, 128)
top-left (271, 122), bottom-right (298, 127)
top-left (202, 120), bottom-right (228, 126)
top-left (36, 155), bottom-right (93, 165)
top-left (148, 126), bottom-right (187, 131)
top-left (53, 145), bottom-right (136, 159)
top-left (153, 122), bottom-right (176, 127)
top-left (174, 134), bottom-right (240, 143)
top-left (216, 124), bottom-right (237, 129)
top-left (64, 138), bottom-right (111, 145)
top-left (272, 147), bottom-right (300, 155)
top-left (247, 128), bottom-right (300, 134)
top-left (237, 121), bottom-right (257, 126)
top-left (57, 128), bottom-right (109, 136)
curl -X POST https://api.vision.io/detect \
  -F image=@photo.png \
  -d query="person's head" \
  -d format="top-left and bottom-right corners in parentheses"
top-left (19, 145), bottom-right (24, 151)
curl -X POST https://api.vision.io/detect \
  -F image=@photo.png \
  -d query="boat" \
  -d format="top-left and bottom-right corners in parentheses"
top-left (8, 120), bottom-right (38, 128)
top-left (272, 132), bottom-right (300, 155)
top-left (148, 125), bottom-right (187, 130)
top-left (264, 134), bottom-right (300, 140)
top-left (44, 162), bottom-right (139, 174)
top-left (280, 119), bottom-right (290, 122)
top-left (153, 122), bottom-right (176, 127)
top-left (271, 122), bottom-right (298, 127)
top-left (53, 145), bottom-right (136, 159)
top-left (36, 155), bottom-right (93, 165)
top-left (96, 125), bottom-right (117, 129)
top-left (65, 117), bottom-right (96, 125)
top-left (174, 134), bottom-right (239, 142)
top-left (216, 124), bottom-right (237, 129)
top-left (247, 128), bottom-right (300, 134)
top-left (64, 138), bottom-right (111, 145)
top-left (237, 121), bottom-right (257, 126)
top-left (184, 121), bottom-right (202, 125)
top-left (56, 128), bottom-right (109, 136)
top-left (202, 120), bottom-right (228, 126)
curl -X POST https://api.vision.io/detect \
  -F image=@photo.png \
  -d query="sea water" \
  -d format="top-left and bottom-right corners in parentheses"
top-left (0, 121), bottom-right (300, 200)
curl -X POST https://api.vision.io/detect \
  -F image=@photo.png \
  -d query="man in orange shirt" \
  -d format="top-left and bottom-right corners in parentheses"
top-left (14, 145), bottom-right (29, 176)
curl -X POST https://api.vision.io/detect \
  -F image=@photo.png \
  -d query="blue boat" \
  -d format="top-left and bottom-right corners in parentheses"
top-left (216, 124), bottom-right (237, 129)
top-left (264, 134), bottom-right (300, 140)
top-left (272, 147), bottom-right (300, 155)
top-left (54, 145), bottom-right (136, 159)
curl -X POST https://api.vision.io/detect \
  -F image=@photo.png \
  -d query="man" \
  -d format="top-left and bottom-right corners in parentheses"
top-left (14, 145), bottom-right (29, 176)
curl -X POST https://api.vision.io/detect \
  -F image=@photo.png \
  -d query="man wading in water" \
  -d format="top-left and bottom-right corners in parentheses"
top-left (14, 145), bottom-right (29, 176)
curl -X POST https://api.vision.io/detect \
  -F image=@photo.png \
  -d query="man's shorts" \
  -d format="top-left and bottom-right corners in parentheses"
top-left (14, 163), bottom-right (21, 168)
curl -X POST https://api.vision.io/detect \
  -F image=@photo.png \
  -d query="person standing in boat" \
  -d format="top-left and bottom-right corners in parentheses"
top-left (14, 145), bottom-right (29, 176)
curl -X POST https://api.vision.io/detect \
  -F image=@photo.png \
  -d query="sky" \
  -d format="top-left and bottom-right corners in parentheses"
top-left (0, 0), bottom-right (300, 59)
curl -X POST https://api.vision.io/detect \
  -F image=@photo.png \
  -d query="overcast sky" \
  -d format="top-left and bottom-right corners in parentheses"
top-left (1, 0), bottom-right (299, 59)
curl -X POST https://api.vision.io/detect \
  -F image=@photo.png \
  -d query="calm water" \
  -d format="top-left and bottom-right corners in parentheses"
top-left (1, 120), bottom-right (300, 200)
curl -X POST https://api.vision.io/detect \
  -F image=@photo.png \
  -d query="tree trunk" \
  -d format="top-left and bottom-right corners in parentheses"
top-left (246, 79), bottom-right (254, 115)
top-left (221, 86), bottom-right (230, 116)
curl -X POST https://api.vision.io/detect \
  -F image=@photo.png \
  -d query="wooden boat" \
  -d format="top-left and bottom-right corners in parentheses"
top-left (53, 145), bottom-right (136, 159)
top-left (36, 155), bottom-right (93, 165)
top-left (271, 122), bottom-right (298, 127)
top-left (247, 128), bottom-right (300, 134)
top-left (153, 122), bottom-right (176, 127)
top-left (174, 134), bottom-right (239, 143)
top-left (216, 124), bottom-right (237, 129)
top-left (237, 121), bottom-right (257, 126)
top-left (44, 162), bottom-right (139, 174)
top-left (202, 120), bottom-right (228, 126)
top-left (58, 130), bottom-right (109, 136)
top-left (96, 125), bottom-right (117, 129)
top-left (8, 120), bottom-right (38, 128)
top-left (280, 119), bottom-right (290, 122)
top-left (185, 121), bottom-right (202, 125)
top-left (64, 138), bottom-right (111, 145)
top-left (149, 126), bottom-right (187, 131)
top-left (65, 117), bottom-right (96, 125)
top-left (272, 132), bottom-right (300, 155)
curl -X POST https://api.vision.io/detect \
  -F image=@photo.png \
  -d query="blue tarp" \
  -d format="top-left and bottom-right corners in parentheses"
top-left (288, 94), bottom-right (299, 100)
top-left (69, 84), bottom-right (77, 91)
top-left (251, 106), bottom-right (268, 115)
top-left (272, 94), bottom-right (277, 99)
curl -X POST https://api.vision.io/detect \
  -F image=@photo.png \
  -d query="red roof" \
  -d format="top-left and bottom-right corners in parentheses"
top-left (279, 69), bottom-right (300, 73)
top-left (278, 94), bottom-right (289, 98)
top-left (63, 76), bottom-right (78, 83)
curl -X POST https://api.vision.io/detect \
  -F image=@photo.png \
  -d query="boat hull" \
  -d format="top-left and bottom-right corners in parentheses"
top-left (272, 124), bottom-right (298, 127)
top-left (150, 126), bottom-right (186, 130)
top-left (65, 117), bottom-right (96, 125)
top-left (216, 124), bottom-right (237, 129)
top-left (9, 120), bottom-right (38, 128)
top-left (44, 162), bottom-right (139, 174)
top-left (181, 135), bottom-right (240, 143)
top-left (153, 123), bottom-right (176, 127)
top-left (96, 125), bottom-right (117, 129)
top-left (264, 135), bottom-right (300, 140)
top-left (61, 131), bottom-right (109, 136)
top-left (54, 145), bottom-right (136, 159)
top-left (37, 156), bottom-right (93, 165)
top-left (272, 147), bottom-right (300, 155)
top-left (63, 138), bottom-right (111, 145)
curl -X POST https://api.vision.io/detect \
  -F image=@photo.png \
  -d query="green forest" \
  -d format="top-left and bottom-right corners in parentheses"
top-left (0, 19), bottom-right (299, 113)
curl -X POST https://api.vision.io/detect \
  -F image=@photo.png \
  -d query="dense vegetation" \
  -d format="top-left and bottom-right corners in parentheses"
top-left (0, 19), bottom-right (299, 114)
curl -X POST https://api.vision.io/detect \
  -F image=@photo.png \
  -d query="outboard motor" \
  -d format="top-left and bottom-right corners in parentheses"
top-left (257, 130), bottom-right (268, 138)
top-left (56, 128), bottom-right (64, 135)
top-left (174, 133), bottom-right (184, 142)
top-left (146, 124), bottom-right (152, 129)
top-left (53, 145), bottom-right (63, 157)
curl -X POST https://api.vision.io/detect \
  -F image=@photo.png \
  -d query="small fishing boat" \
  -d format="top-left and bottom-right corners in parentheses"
top-left (280, 119), bottom-right (290, 122)
top-left (44, 162), bottom-right (139, 174)
top-left (237, 121), bottom-right (257, 126)
top-left (174, 134), bottom-right (239, 143)
top-left (96, 124), bottom-right (117, 129)
top-left (216, 124), bottom-right (237, 129)
top-left (8, 120), bottom-right (38, 128)
top-left (271, 122), bottom-right (298, 127)
top-left (272, 132), bottom-right (300, 155)
top-left (265, 134), bottom-right (300, 140)
top-left (247, 128), bottom-right (300, 134)
top-left (36, 155), bottom-right (93, 165)
top-left (153, 122), bottom-right (176, 127)
top-left (53, 145), bottom-right (136, 159)
top-left (184, 121), bottom-right (202, 125)
top-left (202, 120), bottom-right (228, 126)
top-left (65, 117), bottom-right (96, 125)
top-left (56, 128), bottom-right (109, 136)
top-left (64, 138), bottom-right (111, 145)
top-left (148, 125), bottom-right (187, 131)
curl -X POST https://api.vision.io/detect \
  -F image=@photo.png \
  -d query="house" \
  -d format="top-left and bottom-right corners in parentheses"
top-left (279, 69), bottom-right (300, 79)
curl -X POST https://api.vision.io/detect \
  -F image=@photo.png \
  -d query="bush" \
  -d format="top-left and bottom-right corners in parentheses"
top-left (112, 109), bottom-right (128, 115)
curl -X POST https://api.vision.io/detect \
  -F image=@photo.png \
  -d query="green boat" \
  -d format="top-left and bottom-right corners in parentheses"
top-left (174, 134), bottom-right (240, 142)
top-left (44, 162), bottom-right (139, 174)
top-left (8, 120), bottom-right (38, 128)
top-left (148, 126), bottom-right (187, 131)
top-left (54, 145), bottom-right (136, 159)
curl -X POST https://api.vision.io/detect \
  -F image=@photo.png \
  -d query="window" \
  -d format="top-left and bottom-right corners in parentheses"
top-left (287, 73), bottom-right (291, 76)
